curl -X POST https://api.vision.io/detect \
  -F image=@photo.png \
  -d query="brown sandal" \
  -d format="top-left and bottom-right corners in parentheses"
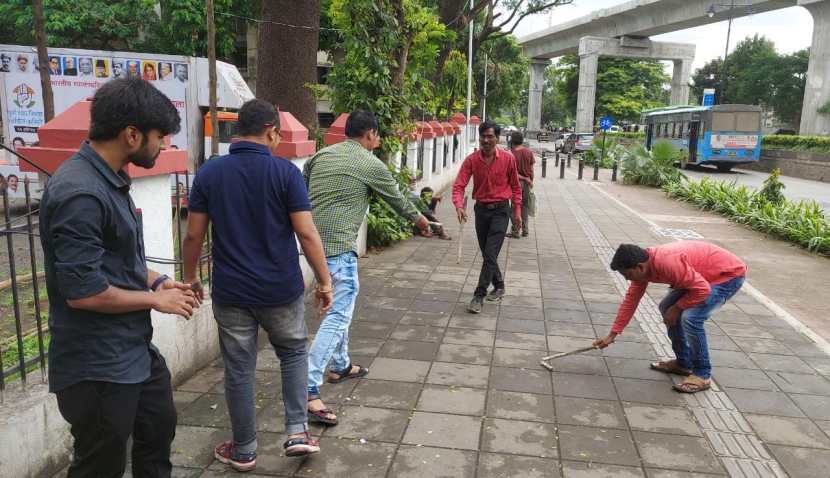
top-left (307, 394), bottom-right (338, 426)
top-left (326, 363), bottom-right (369, 384)
top-left (650, 360), bottom-right (692, 376)
top-left (673, 375), bottom-right (711, 394)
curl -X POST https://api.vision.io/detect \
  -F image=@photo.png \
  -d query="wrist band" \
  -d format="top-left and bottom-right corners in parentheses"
top-left (151, 274), bottom-right (170, 292)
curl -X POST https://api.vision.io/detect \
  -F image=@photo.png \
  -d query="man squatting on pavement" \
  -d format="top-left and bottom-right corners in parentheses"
top-left (594, 241), bottom-right (747, 394)
top-left (303, 111), bottom-right (431, 426)
top-left (452, 120), bottom-right (523, 314)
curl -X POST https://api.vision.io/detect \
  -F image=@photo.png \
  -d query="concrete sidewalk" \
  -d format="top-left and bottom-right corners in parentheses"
top-left (141, 160), bottom-right (830, 478)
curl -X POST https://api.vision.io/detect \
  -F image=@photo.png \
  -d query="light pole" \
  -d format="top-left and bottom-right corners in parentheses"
top-left (707, 1), bottom-right (751, 104)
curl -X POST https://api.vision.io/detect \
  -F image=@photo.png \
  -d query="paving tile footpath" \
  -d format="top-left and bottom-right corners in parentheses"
top-left (111, 153), bottom-right (830, 477)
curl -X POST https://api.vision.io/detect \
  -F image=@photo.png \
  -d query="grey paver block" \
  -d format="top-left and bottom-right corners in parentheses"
top-left (379, 339), bottom-right (439, 361)
top-left (645, 469), bottom-right (725, 477)
top-left (495, 331), bottom-right (548, 351)
top-left (417, 289), bottom-right (462, 302)
top-left (368, 358), bottom-right (431, 383)
top-left (555, 396), bottom-right (626, 429)
top-left (614, 378), bottom-right (687, 406)
top-left (748, 353), bottom-right (813, 374)
top-left (768, 445), bottom-right (830, 478)
top-left (586, 302), bottom-right (619, 314)
top-left (803, 356), bottom-right (830, 376)
top-left (487, 390), bottom-right (556, 423)
top-left (402, 412), bottom-right (481, 450)
top-left (443, 328), bottom-right (495, 347)
top-left (547, 335), bottom-right (601, 354)
top-left (450, 315), bottom-right (498, 330)
top-left (347, 338), bottom-right (384, 355)
top-left (605, 358), bottom-right (672, 382)
top-left (413, 299), bottom-right (457, 314)
top-left (491, 366), bottom-right (553, 395)
top-left (390, 446), bottom-right (477, 478)
top-left (552, 373), bottom-right (618, 401)
top-left (435, 343), bottom-right (492, 365)
top-left (177, 366), bottom-right (225, 393)
top-left (377, 286), bottom-right (421, 299)
top-left (235, 431), bottom-right (304, 476)
top-left (546, 355), bottom-right (609, 376)
top-left (390, 324), bottom-right (445, 343)
top-left (545, 308), bottom-right (591, 323)
top-left (706, 334), bottom-right (741, 351)
top-left (498, 318), bottom-right (546, 334)
top-left (789, 393), bottom-right (830, 420)
top-left (167, 468), bottom-right (220, 478)
top-left (481, 418), bottom-right (558, 458)
top-left (746, 414), bottom-right (830, 449)
top-left (707, 350), bottom-right (758, 370)
top-left (351, 321), bottom-right (394, 339)
top-left (417, 385), bottom-right (486, 416)
top-left (400, 311), bottom-right (450, 327)
top-left (724, 388), bottom-right (805, 417)
top-left (562, 461), bottom-right (646, 477)
top-left (350, 379), bottom-right (422, 410)
top-left (733, 337), bottom-right (793, 355)
top-left (427, 362), bottom-right (490, 388)
top-left (492, 347), bottom-right (544, 368)
top-left (172, 391), bottom-right (202, 410)
top-left (712, 367), bottom-right (779, 391)
top-left (499, 306), bottom-right (545, 320)
top-left (357, 306), bottom-right (407, 324)
top-left (546, 321), bottom-right (597, 339)
top-left (623, 404), bottom-right (703, 436)
top-left (477, 453), bottom-right (560, 478)
top-left (325, 405), bottom-right (409, 442)
top-left (717, 323), bottom-right (774, 339)
top-left (633, 431), bottom-right (723, 474)
top-left (170, 425), bottom-right (226, 468)
top-left (294, 437), bottom-right (396, 477)
top-left (768, 371), bottom-right (830, 395)
top-left (558, 424), bottom-right (640, 466)
top-left (601, 341), bottom-right (656, 360)
top-left (177, 393), bottom-right (230, 428)
top-left (372, 296), bottom-right (415, 310)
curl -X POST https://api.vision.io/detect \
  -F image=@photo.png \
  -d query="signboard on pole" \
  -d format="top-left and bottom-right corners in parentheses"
top-left (599, 116), bottom-right (613, 131)
top-left (702, 88), bottom-right (715, 106)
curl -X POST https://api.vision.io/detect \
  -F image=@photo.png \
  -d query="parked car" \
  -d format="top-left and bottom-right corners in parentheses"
top-left (555, 133), bottom-right (573, 151)
top-left (608, 125), bottom-right (622, 133)
top-left (562, 133), bottom-right (595, 153)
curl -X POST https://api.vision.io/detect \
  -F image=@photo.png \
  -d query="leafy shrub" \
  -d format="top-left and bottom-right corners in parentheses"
top-left (664, 175), bottom-right (830, 255)
top-left (367, 166), bottom-right (417, 248)
top-left (620, 141), bottom-right (686, 187)
top-left (607, 131), bottom-right (646, 139)
top-left (762, 135), bottom-right (830, 154)
top-left (581, 135), bottom-right (619, 169)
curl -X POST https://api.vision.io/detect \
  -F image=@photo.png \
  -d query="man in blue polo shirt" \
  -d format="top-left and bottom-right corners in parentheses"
top-left (182, 99), bottom-right (333, 470)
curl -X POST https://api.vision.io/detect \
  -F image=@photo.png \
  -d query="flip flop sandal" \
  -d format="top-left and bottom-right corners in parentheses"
top-left (307, 393), bottom-right (338, 426)
top-left (673, 376), bottom-right (711, 394)
top-left (284, 432), bottom-right (321, 457)
top-left (326, 363), bottom-right (369, 384)
top-left (650, 360), bottom-right (692, 376)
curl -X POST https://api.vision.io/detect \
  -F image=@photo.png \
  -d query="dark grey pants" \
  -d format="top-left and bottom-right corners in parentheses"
top-left (474, 201), bottom-right (510, 297)
top-left (213, 295), bottom-right (309, 452)
top-left (511, 181), bottom-right (531, 235)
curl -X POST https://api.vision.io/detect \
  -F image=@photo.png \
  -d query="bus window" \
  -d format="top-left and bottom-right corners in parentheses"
top-left (736, 112), bottom-right (761, 132)
top-left (712, 112), bottom-right (735, 131)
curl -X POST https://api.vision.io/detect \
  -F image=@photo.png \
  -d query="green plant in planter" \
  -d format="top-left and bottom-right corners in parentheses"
top-left (755, 168), bottom-right (785, 206)
top-left (620, 141), bottom-right (685, 187)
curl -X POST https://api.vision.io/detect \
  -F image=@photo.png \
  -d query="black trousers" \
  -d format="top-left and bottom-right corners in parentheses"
top-left (511, 181), bottom-right (531, 235)
top-left (474, 201), bottom-right (510, 297)
top-left (55, 350), bottom-right (177, 478)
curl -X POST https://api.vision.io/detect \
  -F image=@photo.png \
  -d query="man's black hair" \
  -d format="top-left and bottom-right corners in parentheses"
top-left (479, 120), bottom-right (501, 137)
top-left (511, 131), bottom-right (524, 145)
top-left (89, 78), bottom-right (180, 141)
top-left (345, 110), bottom-right (379, 138)
top-left (237, 99), bottom-right (279, 137)
top-left (7, 174), bottom-right (18, 180)
top-left (420, 187), bottom-right (433, 195)
top-left (610, 244), bottom-right (650, 271)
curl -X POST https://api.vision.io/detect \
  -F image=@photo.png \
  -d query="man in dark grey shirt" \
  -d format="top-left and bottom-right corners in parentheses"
top-left (40, 78), bottom-right (198, 477)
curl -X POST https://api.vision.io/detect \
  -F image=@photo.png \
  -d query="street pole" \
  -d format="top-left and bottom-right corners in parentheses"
top-left (31, 0), bottom-right (54, 122)
top-left (482, 53), bottom-right (487, 122)
top-left (465, 1), bottom-right (474, 137)
top-left (719, 0), bottom-right (735, 105)
top-left (207, 0), bottom-right (219, 161)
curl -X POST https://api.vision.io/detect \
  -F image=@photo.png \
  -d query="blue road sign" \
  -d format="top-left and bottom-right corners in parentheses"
top-left (599, 116), bottom-right (613, 131)
top-left (702, 88), bottom-right (715, 106)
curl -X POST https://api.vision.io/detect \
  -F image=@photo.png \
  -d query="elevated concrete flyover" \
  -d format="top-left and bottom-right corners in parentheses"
top-left (519, 0), bottom-right (830, 136)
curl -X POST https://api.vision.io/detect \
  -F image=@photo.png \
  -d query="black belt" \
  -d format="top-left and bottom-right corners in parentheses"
top-left (476, 200), bottom-right (509, 210)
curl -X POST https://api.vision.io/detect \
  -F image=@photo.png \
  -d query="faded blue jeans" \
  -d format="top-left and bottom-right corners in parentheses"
top-left (308, 252), bottom-right (360, 395)
top-left (659, 276), bottom-right (745, 379)
top-left (213, 295), bottom-right (309, 453)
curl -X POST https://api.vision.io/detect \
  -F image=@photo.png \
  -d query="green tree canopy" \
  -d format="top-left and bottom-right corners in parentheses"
top-left (474, 34), bottom-right (528, 123)
top-left (556, 54), bottom-right (670, 125)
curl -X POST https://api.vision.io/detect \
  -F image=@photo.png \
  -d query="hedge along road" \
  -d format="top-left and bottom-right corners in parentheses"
top-left (681, 166), bottom-right (830, 216)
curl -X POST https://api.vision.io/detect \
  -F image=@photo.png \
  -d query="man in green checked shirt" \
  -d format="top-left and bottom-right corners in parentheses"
top-left (303, 111), bottom-right (431, 425)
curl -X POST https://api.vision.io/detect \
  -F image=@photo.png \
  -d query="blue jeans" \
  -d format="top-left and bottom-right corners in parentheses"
top-left (308, 252), bottom-right (360, 395)
top-left (659, 276), bottom-right (745, 379)
top-left (213, 295), bottom-right (309, 453)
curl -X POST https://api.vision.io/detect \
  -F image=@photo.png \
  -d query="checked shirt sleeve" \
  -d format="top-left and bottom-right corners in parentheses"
top-left (364, 155), bottom-right (421, 222)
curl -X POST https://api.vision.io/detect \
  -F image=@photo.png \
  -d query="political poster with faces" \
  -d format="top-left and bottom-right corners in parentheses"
top-left (1, 50), bottom-right (190, 156)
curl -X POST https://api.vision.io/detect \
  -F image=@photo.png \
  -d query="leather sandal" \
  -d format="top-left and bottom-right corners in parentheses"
top-left (326, 363), bottom-right (369, 384)
top-left (307, 393), bottom-right (338, 426)
top-left (650, 359), bottom-right (692, 376)
top-left (673, 375), bottom-right (711, 394)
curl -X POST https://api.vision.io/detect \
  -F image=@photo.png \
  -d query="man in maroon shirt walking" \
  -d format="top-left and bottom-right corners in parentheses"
top-left (507, 131), bottom-right (535, 238)
top-left (453, 121), bottom-right (523, 313)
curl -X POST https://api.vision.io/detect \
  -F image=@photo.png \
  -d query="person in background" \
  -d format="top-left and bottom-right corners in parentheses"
top-left (594, 242), bottom-right (746, 394)
top-left (415, 186), bottom-right (451, 240)
top-left (183, 99), bottom-right (333, 470)
top-left (506, 131), bottom-right (534, 238)
top-left (303, 111), bottom-right (430, 426)
top-left (39, 77), bottom-right (197, 477)
top-left (452, 120), bottom-right (522, 313)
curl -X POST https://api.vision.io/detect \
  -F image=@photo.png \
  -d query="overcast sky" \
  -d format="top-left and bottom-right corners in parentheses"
top-left (512, 0), bottom-right (814, 73)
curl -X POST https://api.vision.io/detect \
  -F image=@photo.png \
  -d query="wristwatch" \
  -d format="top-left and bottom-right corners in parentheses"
top-left (151, 274), bottom-right (171, 292)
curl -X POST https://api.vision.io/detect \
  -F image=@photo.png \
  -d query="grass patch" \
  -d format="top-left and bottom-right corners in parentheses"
top-left (1, 330), bottom-right (49, 381)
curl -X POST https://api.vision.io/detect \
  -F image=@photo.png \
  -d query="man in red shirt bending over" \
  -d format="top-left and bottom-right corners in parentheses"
top-left (594, 241), bottom-right (747, 393)
top-left (453, 121), bottom-right (523, 314)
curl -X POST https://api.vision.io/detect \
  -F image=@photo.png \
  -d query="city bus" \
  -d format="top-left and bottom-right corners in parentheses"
top-left (641, 104), bottom-right (763, 172)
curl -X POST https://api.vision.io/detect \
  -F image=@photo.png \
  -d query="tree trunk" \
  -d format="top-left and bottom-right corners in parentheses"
top-left (257, 0), bottom-right (320, 130)
top-left (31, 0), bottom-right (54, 122)
top-left (207, 0), bottom-right (219, 159)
